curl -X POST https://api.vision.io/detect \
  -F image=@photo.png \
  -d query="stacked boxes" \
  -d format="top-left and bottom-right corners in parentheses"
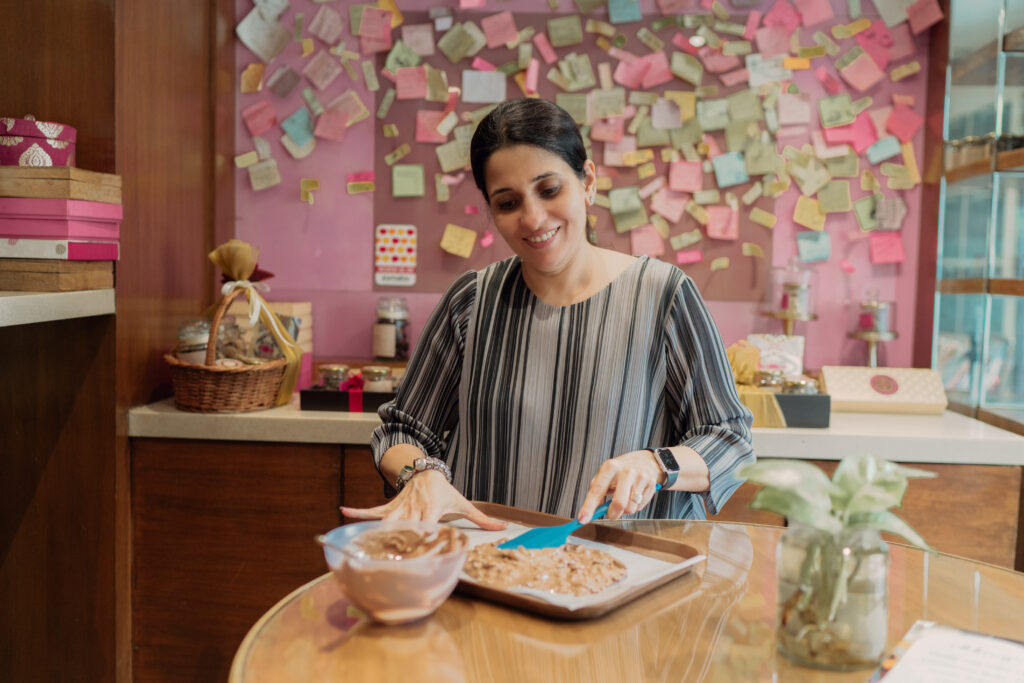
top-left (0, 167), bottom-right (122, 291)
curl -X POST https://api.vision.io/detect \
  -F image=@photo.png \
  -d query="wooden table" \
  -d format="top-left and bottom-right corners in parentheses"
top-left (229, 521), bottom-right (1024, 683)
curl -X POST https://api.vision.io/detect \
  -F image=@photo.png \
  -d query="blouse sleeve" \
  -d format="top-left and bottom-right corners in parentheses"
top-left (369, 271), bottom-right (476, 470)
top-left (663, 276), bottom-right (754, 516)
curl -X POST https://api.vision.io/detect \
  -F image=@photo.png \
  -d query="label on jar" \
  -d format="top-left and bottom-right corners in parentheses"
top-left (372, 322), bottom-right (397, 358)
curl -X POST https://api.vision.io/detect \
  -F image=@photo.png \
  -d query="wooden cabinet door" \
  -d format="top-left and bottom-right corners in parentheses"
top-left (131, 438), bottom-right (342, 683)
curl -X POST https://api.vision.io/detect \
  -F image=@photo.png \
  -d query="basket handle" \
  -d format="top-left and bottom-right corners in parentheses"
top-left (205, 288), bottom-right (246, 366)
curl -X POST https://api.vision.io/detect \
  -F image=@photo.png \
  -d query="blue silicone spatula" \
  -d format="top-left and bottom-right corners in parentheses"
top-left (496, 484), bottom-right (661, 550)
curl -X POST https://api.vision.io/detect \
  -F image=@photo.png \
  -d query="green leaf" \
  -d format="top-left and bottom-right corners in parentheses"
top-left (830, 455), bottom-right (936, 516)
top-left (749, 488), bottom-right (841, 534)
top-left (849, 510), bottom-right (933, 551)
top-left (739, 459), bottom-right (836, 494)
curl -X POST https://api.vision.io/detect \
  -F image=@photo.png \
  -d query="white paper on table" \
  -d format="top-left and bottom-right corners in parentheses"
top-left (449, 520), bottom-right (706, 611)
top-left (461, 70), bottom-right (507, 103)
top-left (878, 621), bottom-right (1024, 683)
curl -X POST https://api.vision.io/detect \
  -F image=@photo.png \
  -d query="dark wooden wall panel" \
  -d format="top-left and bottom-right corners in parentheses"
top-left (0, 0), bottom-right (116, 173)
top-left (114, 0), bottom-right (231, 679)
top-left (712, 460), bottom-right (1021, 570)
top-left (0, 316), bottom-right (117, 683)
top-left (132, 439), bottom-right (341, 683)
top-left (0, 1), bottom-right (118, 682)
top-left (913, 0), bottom-right (949, 367)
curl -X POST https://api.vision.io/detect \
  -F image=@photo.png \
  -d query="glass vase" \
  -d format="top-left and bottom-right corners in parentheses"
top-left (776, 523), bottom-right (889, 671)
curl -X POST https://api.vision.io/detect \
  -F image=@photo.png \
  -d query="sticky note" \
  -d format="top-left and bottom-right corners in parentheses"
top-left (794, 195), bottom-right (827, 231)
top-left (907, 0), bottom-right (943, 34)
top-left (301, 51), bottom-right (341, 91)
top-left (402, 23), bottom-right (435, 56)
top-left (266, 65), bottom-right (300, 97)
top-left (328, 89), bottom-right (369, 126)
top-left (854, 193), bottom-right (880, 231)
top-left (395, 66), bottom-right (428, 99)
top-left (300, 178), bottom-right (319, 204)
top-left (885, 105), bottom-right (924, 143)
top-left (712, 153), bottom-right (750, 188)
top-left (669, 161), bottom-right (703, 193)
top-left (415, 110), bottom-right (448, 143)
top-left (392, 164), bottom-right (425, 198)
top-left (710, 257), bottom-right (730, 271)
top-left (236, 6), bottom-right (290, 63)
top-left (609, 0), bottom-right (643, 24)
top-left (649, 189), bottom-right (687, 223)
top-left (609, 186), bottom-right (648, 233)
top-left (797, 231), bottom-right (831, 262)
top-left (742, 242), bottom-right (765, 257)
top-left (440, 223), bottom-right (476, 258)
top-left (248, 159), bottom-right (281, 192)
top-left (241, 100), bottom-right (276, 136)
top-left (384, 143), bottom-right (411, 166)
top-left (869, 231), bottom-right (905, 264)
top-left (877, 195), bottom-right (908, 229)
top-left (676, 250), bottom-right (703, 265)
top-left (817, 181), bottom-right (852, 213)
top-left (818, 93), bottom-right (856, 128)
top-left (281, 107), bottom-right (314, 147)
top-left (347, 181), bottom-right (375, 194)
top-left (313, 109), bottom-right (348, 141)
top-left (280, 133), bottom-right (315, 159)
top-left (866, 136), bottom-right (902, 165)
top-left (749, 207), bottom-right (777, 228)
top-left (838, 47), bottom-right (885, 92)
top-left (826, 152), bottom-right (860, 178)
top-left (547, 15), bottom-right (583, 47)
top-left (234, 151), bottom-right (258, 168)
top-left (462, 70), bottom-right (507, 103)
top-left (481, 11), bottom-right (518, 48)
top-left (629, 224), bottom-right (666, 257)
top-left (705, 206), bottom-right (738, 240)
top-left (241, 63), bottom-right (264, 93)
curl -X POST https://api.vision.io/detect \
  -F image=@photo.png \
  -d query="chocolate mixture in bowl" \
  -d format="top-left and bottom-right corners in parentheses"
top-left (464, 541), bottom-right (627, 596)
top-left (351, 527), bottom-right (466, 560)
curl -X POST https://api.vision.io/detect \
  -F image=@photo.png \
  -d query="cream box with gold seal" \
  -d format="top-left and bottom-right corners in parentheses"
top-left (820, 366), bottom-right (948, 415)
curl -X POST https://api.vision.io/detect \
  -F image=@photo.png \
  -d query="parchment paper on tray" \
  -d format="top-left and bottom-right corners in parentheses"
top-left (448, 520), bottom-right (706, 612)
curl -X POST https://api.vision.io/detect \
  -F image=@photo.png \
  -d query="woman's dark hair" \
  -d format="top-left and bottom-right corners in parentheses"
top-left (469, 98), bottom-right (587, 202)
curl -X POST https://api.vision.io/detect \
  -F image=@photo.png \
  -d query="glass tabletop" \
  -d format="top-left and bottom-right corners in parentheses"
top-left (230, 521), bottom-right (1024, 683)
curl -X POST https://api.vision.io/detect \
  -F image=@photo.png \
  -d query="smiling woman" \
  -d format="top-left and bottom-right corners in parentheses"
top-left (342, 98), bottom-right (754, 531)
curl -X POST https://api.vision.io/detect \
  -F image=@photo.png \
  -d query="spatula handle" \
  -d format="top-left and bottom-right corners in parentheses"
top-left (585, 483), bottom-right (662, 525)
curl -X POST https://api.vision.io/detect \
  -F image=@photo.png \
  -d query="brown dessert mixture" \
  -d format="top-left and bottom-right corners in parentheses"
top-left (352, 527), bottom-right (466, 560)
top-left (463, 541), bottom-right (627, 596)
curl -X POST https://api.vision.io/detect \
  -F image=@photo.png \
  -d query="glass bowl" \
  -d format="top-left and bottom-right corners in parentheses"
top-left (317, 520), bottom-right (469, 625)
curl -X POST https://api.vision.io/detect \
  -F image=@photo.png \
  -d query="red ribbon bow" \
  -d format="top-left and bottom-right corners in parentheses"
top-left (339, 374), bottom-right (364, 413)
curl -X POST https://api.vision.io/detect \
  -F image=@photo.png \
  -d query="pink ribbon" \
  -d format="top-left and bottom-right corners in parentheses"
top-left (340, 374), bottom-right (365, 413)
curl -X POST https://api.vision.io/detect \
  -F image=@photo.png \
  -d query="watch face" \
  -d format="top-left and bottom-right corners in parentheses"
top-left (658, 449), bottom-right (680, 472)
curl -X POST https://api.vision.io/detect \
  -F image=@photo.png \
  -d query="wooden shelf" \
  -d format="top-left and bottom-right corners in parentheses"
top-left (0, 289), bottom-right (115, 327)
top-left (997, 146), bottom-right (1024, 171)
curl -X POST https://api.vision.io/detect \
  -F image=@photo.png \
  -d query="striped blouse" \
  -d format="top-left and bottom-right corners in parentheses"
top-left (371, 255), bottom-right (754, 520)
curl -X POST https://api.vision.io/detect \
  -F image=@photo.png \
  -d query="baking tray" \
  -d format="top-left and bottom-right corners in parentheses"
top-left (455, 502), bottom-right (704, 620)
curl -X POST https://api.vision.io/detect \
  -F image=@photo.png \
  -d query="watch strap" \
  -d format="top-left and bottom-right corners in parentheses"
top-left (649, 447), bottom-right (679, 489)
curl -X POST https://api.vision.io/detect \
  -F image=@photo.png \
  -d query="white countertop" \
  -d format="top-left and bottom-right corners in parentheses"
top-left (0, 289), bottom-right (115, 327)
top-left (128, 398), bottom-right (1024, 465)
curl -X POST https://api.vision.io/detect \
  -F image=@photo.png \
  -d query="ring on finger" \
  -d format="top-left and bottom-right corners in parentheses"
top-left (631, 492), bottom-right (643, 505)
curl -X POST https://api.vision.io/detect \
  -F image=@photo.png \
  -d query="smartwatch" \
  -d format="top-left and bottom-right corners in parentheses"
top-left (648, 447), bottom-right (680, 488)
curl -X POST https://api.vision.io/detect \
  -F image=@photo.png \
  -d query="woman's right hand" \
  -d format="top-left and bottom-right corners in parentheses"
top-left (340, 469), bottom-right (507, 531)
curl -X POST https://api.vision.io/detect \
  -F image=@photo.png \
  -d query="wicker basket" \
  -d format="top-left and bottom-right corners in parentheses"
top-left (165, 288), bottom-right (288, 412)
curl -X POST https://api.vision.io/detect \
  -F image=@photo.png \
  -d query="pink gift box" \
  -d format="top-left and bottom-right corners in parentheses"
top-left (0, 197), bottom-right (122, 240)
top-left (0, 116), bottom-right (77, 167)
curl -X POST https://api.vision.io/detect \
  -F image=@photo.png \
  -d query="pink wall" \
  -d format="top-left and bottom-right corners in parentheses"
top-left (234, 0), bottom-right (931, 369)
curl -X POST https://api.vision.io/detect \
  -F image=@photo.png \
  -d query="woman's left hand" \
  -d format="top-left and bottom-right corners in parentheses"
top-left (576, 450), bottom-right (665, 523)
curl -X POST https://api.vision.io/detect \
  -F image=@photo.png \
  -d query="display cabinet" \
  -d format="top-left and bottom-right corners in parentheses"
top-left (938, 0), bottom-right (1024, 435)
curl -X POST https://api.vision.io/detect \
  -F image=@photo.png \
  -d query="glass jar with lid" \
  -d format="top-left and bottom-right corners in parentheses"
top-left (320, 364), bottom-right (350, 391)
top-left (361, 365), bottom-right (394, 393)
top-left (372, 297), bottom-right (409, 360)
top-left (176, 319), bottom-right (210, 365)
